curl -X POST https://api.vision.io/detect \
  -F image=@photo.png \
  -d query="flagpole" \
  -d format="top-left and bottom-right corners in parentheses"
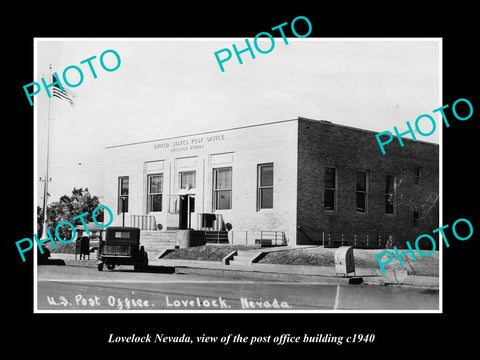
top-left (41, 64), bottom-right (52, 240)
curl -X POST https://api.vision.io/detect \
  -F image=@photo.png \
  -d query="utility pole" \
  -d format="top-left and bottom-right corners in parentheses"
top-left (41, 64), bottom-right (53, 239)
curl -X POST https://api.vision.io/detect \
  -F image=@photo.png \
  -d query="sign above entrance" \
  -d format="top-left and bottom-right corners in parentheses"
top-left (153, 134), bottom-right (225, 152)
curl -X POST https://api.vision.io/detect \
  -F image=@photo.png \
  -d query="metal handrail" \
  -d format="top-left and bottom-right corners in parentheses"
top-left (320, 232), bottom-right (394, 249)
top-left (259, 230), bottom-right (287, 246)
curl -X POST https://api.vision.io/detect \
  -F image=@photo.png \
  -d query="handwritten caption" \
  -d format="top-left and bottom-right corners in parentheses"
top-left (45, 293), bottom-right (292, 310)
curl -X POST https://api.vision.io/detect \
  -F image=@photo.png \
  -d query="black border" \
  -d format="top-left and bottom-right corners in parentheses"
top-left (7, 3), bottom-right (479, 355)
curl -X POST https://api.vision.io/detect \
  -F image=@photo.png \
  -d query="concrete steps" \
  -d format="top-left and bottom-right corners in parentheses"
top-left (224, 246), bottom-right (317, 267)
top-left (228, 250), bottom-right (257, 266)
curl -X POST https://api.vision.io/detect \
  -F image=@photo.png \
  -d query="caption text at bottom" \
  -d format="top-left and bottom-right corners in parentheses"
top-left (108, 333), bottom-right (375, 345)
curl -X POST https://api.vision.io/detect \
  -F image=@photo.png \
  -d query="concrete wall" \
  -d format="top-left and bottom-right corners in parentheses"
top-left (104, 120), bottom-right (298, 244)
top-left (296, 119), bottom-right (439, 248)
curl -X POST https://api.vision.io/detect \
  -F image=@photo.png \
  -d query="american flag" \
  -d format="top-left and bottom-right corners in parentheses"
top-left (52, 74), bottom-right (74, 105)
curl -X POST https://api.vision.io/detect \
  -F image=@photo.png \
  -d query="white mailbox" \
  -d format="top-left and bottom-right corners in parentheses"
top-left (335, 246), bottom-right (355, 277)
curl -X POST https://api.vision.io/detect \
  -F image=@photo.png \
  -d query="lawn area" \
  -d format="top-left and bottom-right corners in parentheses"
top-left (161, 245), bottom-right (261, 262)
top-left (258, 247), bottom-right (439, 277)
top-left (162, 245), bottom-right (439, 277)
top-left (46, 240), bottom-right (439, 277)
top-left (258, 248), bottom-right (337, 266)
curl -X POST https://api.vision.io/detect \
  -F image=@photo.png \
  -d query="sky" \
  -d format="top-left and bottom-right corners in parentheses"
top-left (35, 38), bottom-right (441, 206)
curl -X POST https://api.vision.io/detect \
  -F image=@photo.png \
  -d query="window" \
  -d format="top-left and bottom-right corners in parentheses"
top-left (355, 171), bottom-right (368, 213)
top-left (257, 163), bottom-right (273, 210)
top-left (114, 231), bottom-right (131, 239)
top-left (118, 176), bottom-right (129, 214)
top-left (147, 174), bottom-right (163, 212)
top-left (324, 167), bottom-right (337, 211)
top-left (213, 167), bottom-right (232, 210)
top-left (413, 208), bottom-right (421, 227)
top-left (179, 171), bottom-right (196, 190)
top-left (385, 174), bottom-right (395, 214)
top-left (413, 167), bottom-right (422, 185)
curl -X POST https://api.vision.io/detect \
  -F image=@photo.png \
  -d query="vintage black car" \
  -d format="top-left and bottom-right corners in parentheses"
top-left (97, 227), bottom-right (148, 271)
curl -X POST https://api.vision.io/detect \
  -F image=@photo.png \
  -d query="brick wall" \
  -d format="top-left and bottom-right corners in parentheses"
top-left (296, 118), bottom-right (439, 248)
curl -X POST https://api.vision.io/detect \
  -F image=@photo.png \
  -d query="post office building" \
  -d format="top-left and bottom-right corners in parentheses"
top-left (104, 117), bottom-right (439, 248)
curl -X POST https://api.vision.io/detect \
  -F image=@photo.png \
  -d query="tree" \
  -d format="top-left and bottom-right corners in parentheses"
top-left (390, 167), bottom-right (439, 249)
top-left (37, 187), bottom-right (104, 240)
top-left (37, 206), bottom-right (43, 235)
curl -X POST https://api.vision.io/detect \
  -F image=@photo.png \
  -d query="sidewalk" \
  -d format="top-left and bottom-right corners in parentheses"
top-left (48, 253), bottom-right (439, 289)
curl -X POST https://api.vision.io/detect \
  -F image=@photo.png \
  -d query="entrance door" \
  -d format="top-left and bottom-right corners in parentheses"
top-left (178, 195), bottom-right (195, 229)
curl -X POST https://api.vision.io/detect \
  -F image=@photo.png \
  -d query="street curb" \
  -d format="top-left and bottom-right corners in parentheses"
top-left (171, 265), bottom-right (438, 289)
top-left (174, 265), bottom-right (355, 285)
top-left (47, 253), bottom-right (439, 289)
